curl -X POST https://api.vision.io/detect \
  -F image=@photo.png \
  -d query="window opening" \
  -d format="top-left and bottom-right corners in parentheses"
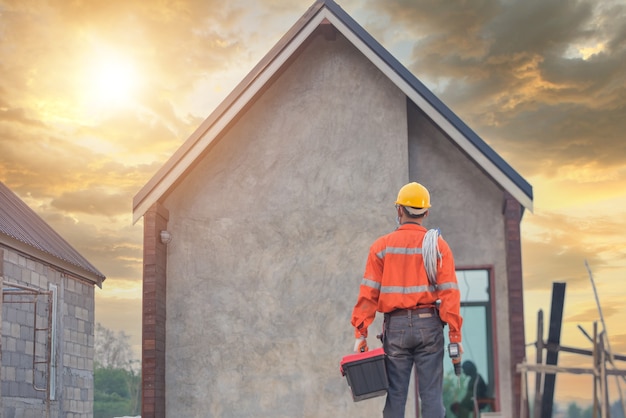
top-left (443, 269), bottom-right (496, 416)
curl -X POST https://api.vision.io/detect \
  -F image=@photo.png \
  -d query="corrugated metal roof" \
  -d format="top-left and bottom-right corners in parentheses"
top-left (0, 181), bottom-right (105, 283)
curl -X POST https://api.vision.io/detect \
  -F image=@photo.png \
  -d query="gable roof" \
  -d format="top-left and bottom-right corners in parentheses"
top-left (133, 0), bottom-right (533, 223)
top-left (0, 181), bottom-right (105, 287)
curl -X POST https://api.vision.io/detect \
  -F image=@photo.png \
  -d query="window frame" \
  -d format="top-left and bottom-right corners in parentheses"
top-left (48, 283), bottom-right (58, 401)
top-left (455, 265), bottom-right (500, 407)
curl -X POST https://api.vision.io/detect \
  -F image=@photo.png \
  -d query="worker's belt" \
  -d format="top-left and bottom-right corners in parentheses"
top-left (385, 306), bottom-right (438, 318)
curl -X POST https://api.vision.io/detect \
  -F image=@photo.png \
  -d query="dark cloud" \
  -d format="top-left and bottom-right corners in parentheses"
top-left (522, 238), bottom-right (598, 290)
top-left (0, 107), bottom-right (46, 127)
top-left (0, 126), bottom-right (166, 218)
top-left (478, 102), bottom-right (626, 177)
top-left (364, 0), bottom-right (500, 38)
top-left (565, 304), bottom-right (616, 324)
top-left (73, 109), bottom-right (188, 157)
top-left (487, 0), bottom-right (593, 56)
top-left (610, 333), bottom-right (626, 354)
top-left (0, 127), bottom-right (152, 195)
top-left (51, 188), bottom-right (133, 217)
top-left (40, 209), bottom-right (143, 281)
top-left (367, 0), bottom-right (626, 178)
top-left (0, 134), bottom-right (92, 190)
top-left (521, 211), bottom-right (626, 290)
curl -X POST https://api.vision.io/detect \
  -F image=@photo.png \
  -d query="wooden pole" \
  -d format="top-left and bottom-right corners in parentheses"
top-left (593, 322), bottom-right (599, 418)
top-left (534, 310), bottom-right (544, 418)
top-left (517, 363), bottom-right (626, 377)
top-left (541, 282), bottom-right (566, 418)
top-left (519, 358), bottom-right (528, 417)
top-left (600, 334), bottom-right (608, 418)
top-left (520, 360), bottom-right (528, 418)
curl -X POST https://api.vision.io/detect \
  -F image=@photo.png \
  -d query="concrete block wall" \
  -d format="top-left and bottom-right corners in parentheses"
top-left (1, 248), bottom-right (51, 416)
top-left (61, 276), bottom-right (95, 418)
top-left (1, 246), bottom-right (95, 418)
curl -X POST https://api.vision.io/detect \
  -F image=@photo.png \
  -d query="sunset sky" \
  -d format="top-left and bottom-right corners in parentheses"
top-left (1, 0), bottom-right (625, 408)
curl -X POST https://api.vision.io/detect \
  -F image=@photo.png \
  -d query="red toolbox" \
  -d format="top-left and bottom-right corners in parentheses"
top-left (340, 347), bottom-right (388, 402)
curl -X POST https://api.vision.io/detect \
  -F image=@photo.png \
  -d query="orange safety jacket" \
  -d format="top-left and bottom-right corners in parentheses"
top-left (351, 223), bottom-right (462, 343)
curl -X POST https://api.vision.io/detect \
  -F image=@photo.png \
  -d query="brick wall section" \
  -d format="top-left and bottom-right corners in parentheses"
top-left (142, 202), bottom-right (169, 418)
top-left (503, 194), bottom-right (525, 418)
top-left (1, 245), bottom-right (95, 418)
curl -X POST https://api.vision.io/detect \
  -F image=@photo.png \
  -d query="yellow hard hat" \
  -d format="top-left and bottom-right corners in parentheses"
top-left (395, 182), bottom-right (431, 211)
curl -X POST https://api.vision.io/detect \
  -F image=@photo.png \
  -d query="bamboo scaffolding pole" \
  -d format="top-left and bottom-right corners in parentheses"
top-left (519, 267), bottom-right (626, 418)
top-left (534, 310), bottom-right (544, 418)
top-left (594, 322), bottom-right (599, 418)
top-left (586, 260), bottom-right (626, 417)
top-left (600, 336), bottom-right (608, 418)
top-left (521, 358), bottom-right (528, 418)
top-left (518, 326), bottom-right (626, 418)
top-left (517, 362), bottom-right (626, 377)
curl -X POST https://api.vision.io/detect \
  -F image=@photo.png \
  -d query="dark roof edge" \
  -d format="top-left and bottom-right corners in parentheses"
top-left (323, 0), bottom-right (533, 202)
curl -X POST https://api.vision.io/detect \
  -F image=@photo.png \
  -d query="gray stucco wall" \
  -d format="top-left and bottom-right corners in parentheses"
top-left (164, 32), bottom-right (406, 417)
top-left (162, 30), bottom-right (511, 417)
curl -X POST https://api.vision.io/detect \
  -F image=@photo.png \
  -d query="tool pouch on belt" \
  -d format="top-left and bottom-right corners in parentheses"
top-left (377, 318), bottom-right (387, 344)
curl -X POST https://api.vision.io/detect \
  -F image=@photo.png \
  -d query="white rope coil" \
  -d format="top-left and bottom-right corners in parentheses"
top-left (422, 228), bottom-right (442, 286)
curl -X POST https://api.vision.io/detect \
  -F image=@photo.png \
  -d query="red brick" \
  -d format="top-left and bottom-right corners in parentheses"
top-left (141, 202), bottom-right (169, 418)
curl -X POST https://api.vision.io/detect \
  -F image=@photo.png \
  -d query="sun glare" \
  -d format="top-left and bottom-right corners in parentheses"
top-left (81, 47), bottom-right (140, 109)
top-left (95, 59), bottom-right (136, 102)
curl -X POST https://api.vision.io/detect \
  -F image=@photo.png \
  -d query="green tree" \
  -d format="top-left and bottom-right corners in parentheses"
top-left (95, 322), bottom-right (135, 369)
top-left (95, 367), bottom-right (132, 399)
top-left (443, 369), bottom-right (468, 417)
top-left (566, 401), bottom-right (594, 418)
top-left (94, 323), bottom-right (141, 418)
top-left (567, 402), bottom-right (583, 418)
top-left (611, 400), bottom-right (625, 418)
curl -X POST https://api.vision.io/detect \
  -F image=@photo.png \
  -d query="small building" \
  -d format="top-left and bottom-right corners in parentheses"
top-left (0, 181), bottom-right (105, 417)
top-left (132, 1), bottom-right (533, 417)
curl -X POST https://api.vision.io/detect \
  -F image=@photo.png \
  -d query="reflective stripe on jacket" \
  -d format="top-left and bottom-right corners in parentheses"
top-left (351, 223), bottom-right (463, 343)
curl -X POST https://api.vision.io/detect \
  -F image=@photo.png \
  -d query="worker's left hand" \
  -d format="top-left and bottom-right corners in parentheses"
top-left (354, 336), bottom-right (368, 352)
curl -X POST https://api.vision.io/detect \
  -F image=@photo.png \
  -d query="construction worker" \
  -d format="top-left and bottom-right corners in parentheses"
top-left (351, 182), bottom-right (463, 418)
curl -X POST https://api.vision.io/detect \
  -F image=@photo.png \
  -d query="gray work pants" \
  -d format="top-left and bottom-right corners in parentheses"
top-left (382, 310), bottom-right (445, 418)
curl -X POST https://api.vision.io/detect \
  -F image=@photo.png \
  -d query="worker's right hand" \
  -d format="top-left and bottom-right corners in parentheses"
top-left (354, 336), bottom-right (368, 352)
